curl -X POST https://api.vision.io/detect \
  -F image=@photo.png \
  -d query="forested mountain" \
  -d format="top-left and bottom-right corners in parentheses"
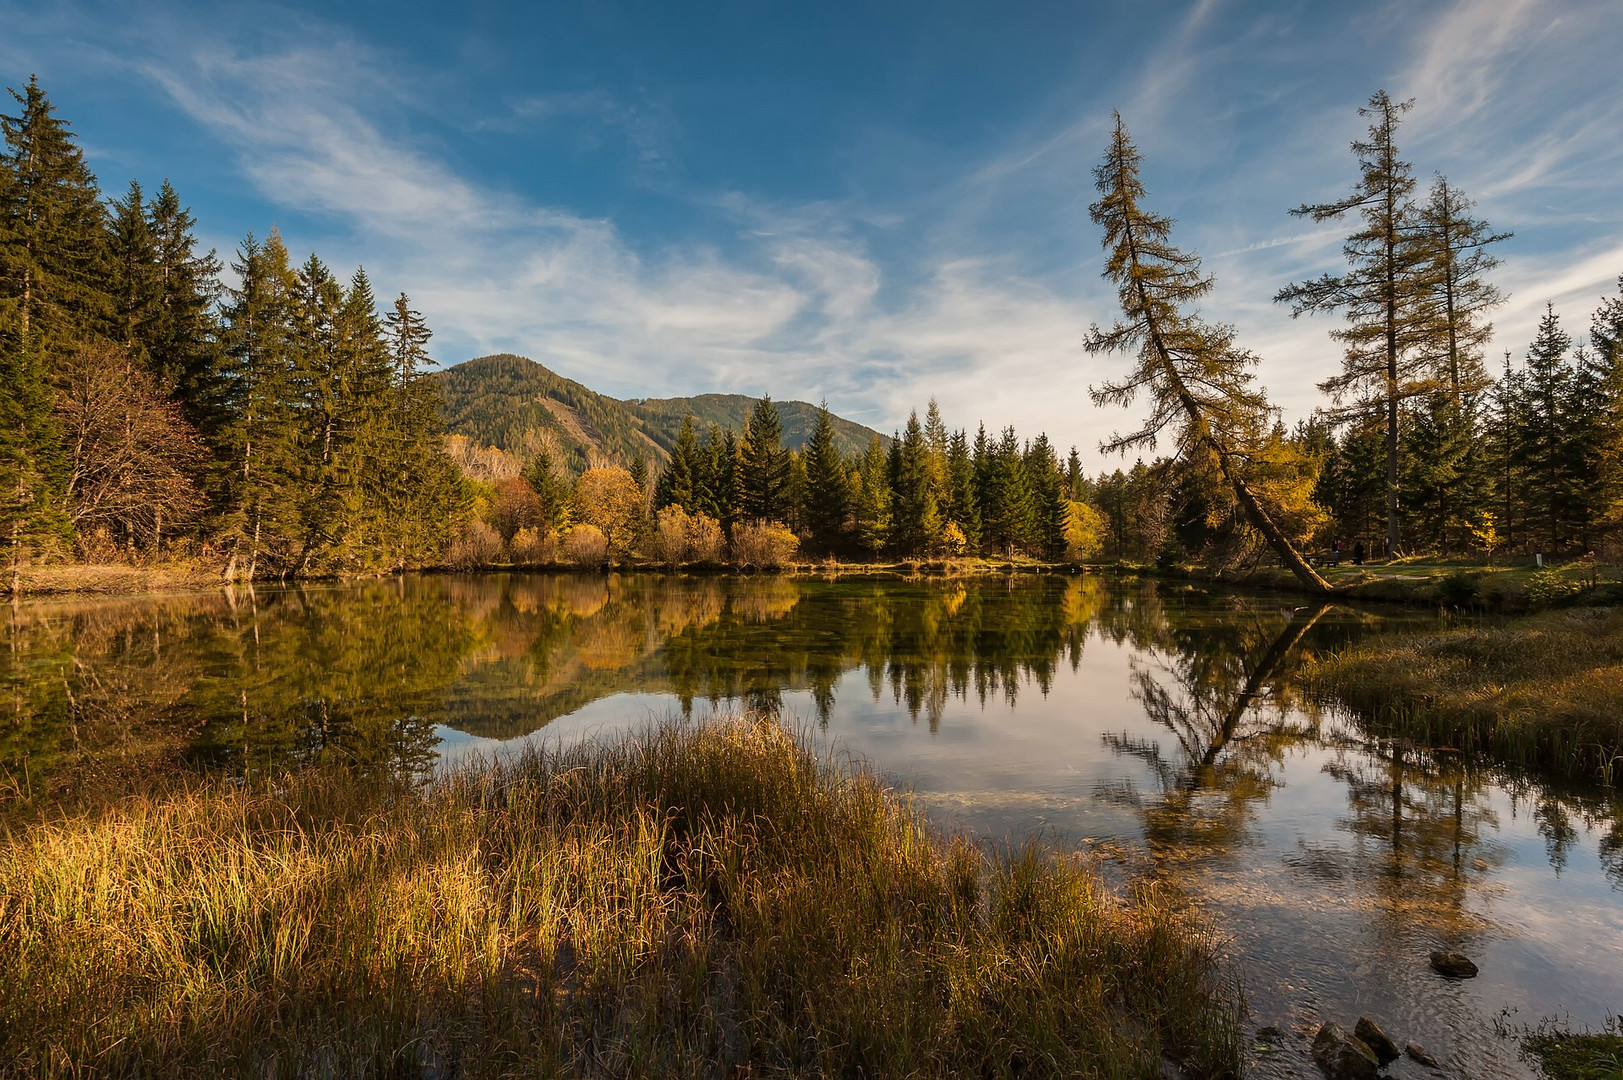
top-left (635, 394), bottom-right (883, 459)
top-left (433, 353), bottom-right (886, 473)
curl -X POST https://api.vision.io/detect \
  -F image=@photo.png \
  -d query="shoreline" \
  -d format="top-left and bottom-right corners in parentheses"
top-left (12, 554), bottom-right (1621, 615)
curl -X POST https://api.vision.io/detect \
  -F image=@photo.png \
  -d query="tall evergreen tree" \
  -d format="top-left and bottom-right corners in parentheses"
top-left (1023, 433), bottom-right (1069, 559)
top-left (944, 428), bottom-right (980, 547)
top-left (1520, 305), bottom-right (1573, 553)
top-left (654, 416), bottom-right (699, 511)
top-left (800, 403), bottom-right (849, 551)
top-left (979, 427), bottom-right (1030, 555)
top-left (1276, 91), bottom-right (1428, 557)
top-left (889, 411), bottom-right (940, 555)
top-left (107, 179), bottom-right (160, 364)
top-left (0, 76), bottom-right (110, 354)
top-left (737, 395), bottom-right (790, 521)
top-left (851, 436), bottom-right (891, 555)
top-left (146, 180), bottom-right (222, 419)
top-left (1588, 279), bottom-right (1623, 534)
top-left (1414, 175), bottom-right (1508, 399)
top-left (1090, 113), bottom-right (1329, 591)
top-left (214, 231), bottom-right (303, 580)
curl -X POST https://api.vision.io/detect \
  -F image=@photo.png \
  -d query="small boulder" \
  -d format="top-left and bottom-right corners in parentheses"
top-left (1354, 1017), bottom-right (1400, 1065)
top-left (1429, 950), bottom-right (1479, 978)
top-left (1255, 1025), bottom-right (1285, 1043)
top-left (1407, 1043), bottom-right (1441, 1068)
top-left (1311, 1022), bottom-right (1380, 1080)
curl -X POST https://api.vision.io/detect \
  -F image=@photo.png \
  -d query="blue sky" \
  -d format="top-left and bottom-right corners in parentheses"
top-left (6, 0), bottom-right (1622, 463)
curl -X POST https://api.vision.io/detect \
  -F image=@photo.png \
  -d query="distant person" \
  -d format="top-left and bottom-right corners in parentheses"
top-left (1353, 541), bottom-right (1364, 566)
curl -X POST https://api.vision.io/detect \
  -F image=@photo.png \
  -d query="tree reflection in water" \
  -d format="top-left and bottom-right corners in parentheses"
top-left (3, 571), bottom-right (1619, 907)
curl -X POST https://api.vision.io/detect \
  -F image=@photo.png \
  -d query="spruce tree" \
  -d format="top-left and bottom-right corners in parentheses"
top-left (1587, 279), bottom-right (1623, 534)
top-left (944, 428), bottom-right (980, 547)
top-left (522, 446), bottom-right (569, 531)
top-left (0, 76), bottom-right (111, 354)
top-left (1276, 91), bottom-right (1428, 557)
top-left (980, 427), bottom-right (1030, 555)
top-left (1414, 175), bottom-right (1508, 399)
top-left (1090, 113), bottom-right (1329, 591)
top-left (889, 411), bottom-right (940, 555)
top-left (800, 403), bottom-right (849, 552)
top-left (1024, 433), bottom-right (1069, 559)
top-left (381, 291), bottom-right (459, 565)
top-left (851, 436), bottom-right (891, 555)
top-left (1520, 305), bottom-right (1573, 553)
top-left (108, 180), bottom-right (161, 365)
top-left (146, 180), bottom-right (223, 420)
top-left (737, 395), bottom-right (789, 521)
top-left (214, 231), bottom-right (302, 580)
top-left (1403, 393), bottom-right (1479, 552)
top-left (654, 416), bottom-right (698, 511)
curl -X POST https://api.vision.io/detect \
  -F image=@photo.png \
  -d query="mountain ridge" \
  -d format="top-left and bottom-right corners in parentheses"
top-left (433, 354), bottom-right (890, 473)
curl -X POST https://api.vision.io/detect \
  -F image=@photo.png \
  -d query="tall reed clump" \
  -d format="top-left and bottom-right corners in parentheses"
top-left (0, 717), bottom-right (1241, 1079)
top-left (1305, 607), bottom-right (1623, 783)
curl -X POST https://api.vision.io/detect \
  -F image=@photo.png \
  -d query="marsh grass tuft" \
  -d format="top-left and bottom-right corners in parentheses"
top-left (1306, 607), bottom-right (1623, 782)
top-left (0, 717), bottom-right (1241, 1078)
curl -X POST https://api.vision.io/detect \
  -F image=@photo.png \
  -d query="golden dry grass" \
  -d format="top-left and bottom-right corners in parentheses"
top-left (0, 717), bottom-right (1241, 1078)
top-left (1306, 607), bottom-right (1623, 782)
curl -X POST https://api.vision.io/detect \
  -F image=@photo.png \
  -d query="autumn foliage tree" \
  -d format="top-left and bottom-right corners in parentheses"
top-left (1086, 113), bottom-right (1330, 593)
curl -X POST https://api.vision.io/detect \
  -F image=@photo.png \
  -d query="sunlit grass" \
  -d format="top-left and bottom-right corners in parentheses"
top-left (0, 716), bottom-right (1241, 1078)
top-left (1306, 607), bottom-right (1623, 782)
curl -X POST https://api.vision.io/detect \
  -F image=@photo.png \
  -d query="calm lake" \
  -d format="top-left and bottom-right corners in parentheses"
top-left (5, 572), bottom-right (1620, 1078)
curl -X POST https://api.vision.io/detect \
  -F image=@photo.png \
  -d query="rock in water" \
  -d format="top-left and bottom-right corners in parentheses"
top-left (1407, 1043), bottom-right (1441, 1068)
top-left (1429, 950), bottom-right (1479, 978)
top-left (1353, 1017), bottom-right (1401, 1065)
top-left (1311, 1023), bottom-right (1380, 1080)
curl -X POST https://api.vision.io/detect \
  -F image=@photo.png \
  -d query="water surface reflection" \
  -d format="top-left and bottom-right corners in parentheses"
top-left (4, 573), bottom-right (1620, 1078)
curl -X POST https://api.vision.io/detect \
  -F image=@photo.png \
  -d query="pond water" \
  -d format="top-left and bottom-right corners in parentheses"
top-left (4, 572), bottom-right (1620, 1078)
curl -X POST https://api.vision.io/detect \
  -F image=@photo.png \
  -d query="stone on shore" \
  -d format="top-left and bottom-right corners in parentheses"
top-left (1311, 1022), bottom-right (1380, 1080)
top-left (1354, 1017), bottom-right (1401, 1065)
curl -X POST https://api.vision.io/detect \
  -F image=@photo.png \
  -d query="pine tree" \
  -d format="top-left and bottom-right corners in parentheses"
top-left (522, 445), bottom-right (569, 531)
top-left (800, 403), bottom-right (849, 552)
top-left (1023, 433), bottom-right (1069, 559)
top-left (654, 416), bottom-right (698, 511)
top-left (1588, 279), bottom-right (1623, 534)
top-left (979, 427), bottom-right (1030, 555)
top-left (146, 180), bottom-right (223, 420)
top-left (737, 395), bottom-right (790, 522)
top-left (850, 436), bottom-right (891, 555)
top-left (381, 291), bottom-right (459, 565)
top-left (107, 180), bottom-right (161, 364)
top-left (1090, 113), bottom-right (1330, 591)
top-left (1276, 91), bottom-right (1428, 557)
top-left (214, 231), bottom-right (303, 581)
top-left (0, 76), bottom-right (111, 354)
top-left (1414, 175), bottom-right (1508, 400)
top-left (944, 428), bottom-right (979, 547)
top-left (1403, 392), bottom-right (1480, 552)
top-left (1521, 305), bottom-right (1573, 553)
top-left (889, 411), bottom-right (940, 556)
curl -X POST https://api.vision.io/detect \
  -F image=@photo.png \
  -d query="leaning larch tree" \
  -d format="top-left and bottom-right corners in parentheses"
top-left (1085, 113), bottom-right (1332, 594)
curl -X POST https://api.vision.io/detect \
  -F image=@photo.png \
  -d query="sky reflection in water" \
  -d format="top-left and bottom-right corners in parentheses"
top-left (4, 572), bottom-right (1620, 1078)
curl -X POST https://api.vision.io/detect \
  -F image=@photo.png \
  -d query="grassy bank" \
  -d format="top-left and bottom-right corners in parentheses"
top-left (0, 718), bottom-right (1241, 1079)
top-left (1519, 1017), bottom-right (1623, 1080)
top-left (1304, 607), bottom-right (1623, 783)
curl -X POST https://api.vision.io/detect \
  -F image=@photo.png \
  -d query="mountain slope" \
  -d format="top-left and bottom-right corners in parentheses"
top-left (434, 354), bottom-right (888, 472)
top-left (633, 394), bottom-right (884, 459)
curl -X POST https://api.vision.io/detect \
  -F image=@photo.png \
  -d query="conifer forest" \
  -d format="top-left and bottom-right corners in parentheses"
top-left (4, 78), bottom-right (1622, 591)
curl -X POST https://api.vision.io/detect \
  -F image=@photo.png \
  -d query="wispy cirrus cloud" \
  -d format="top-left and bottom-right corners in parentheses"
top-left (4, 0), bottom-right (1620, 465)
